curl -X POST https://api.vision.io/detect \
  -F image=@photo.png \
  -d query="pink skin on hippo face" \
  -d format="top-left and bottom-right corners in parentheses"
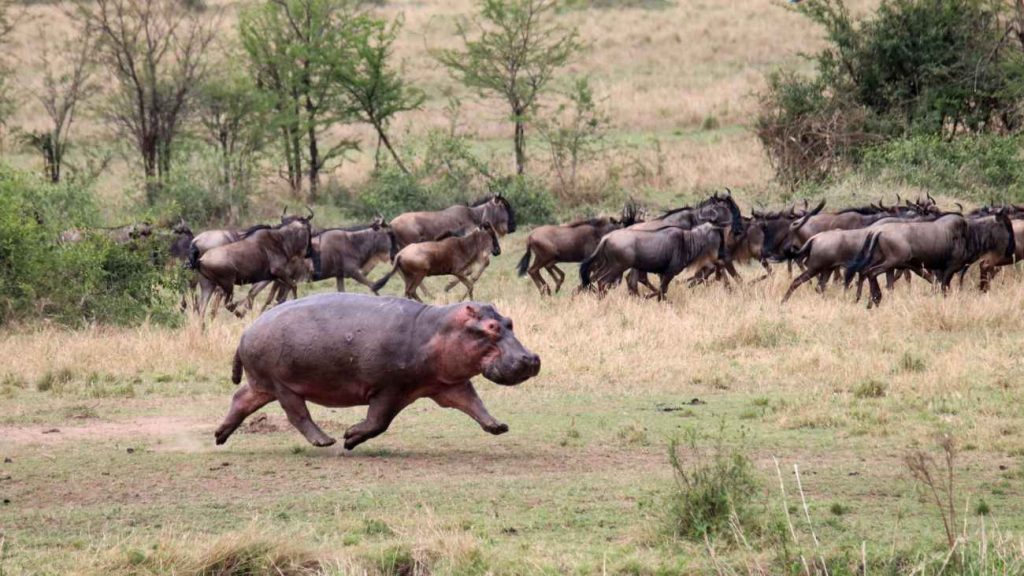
top-left (213, 293), bottom-right (540, 451)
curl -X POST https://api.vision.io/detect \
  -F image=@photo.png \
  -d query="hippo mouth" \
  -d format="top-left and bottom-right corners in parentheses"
top-left (482, 353), bottom-right (541, 386)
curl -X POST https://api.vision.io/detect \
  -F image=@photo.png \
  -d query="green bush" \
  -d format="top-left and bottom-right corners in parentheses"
top-left (491, 175), bottom-right (557, 226)
top-left (665, 428), bottom-right (762, 542)
top-left (0, 165), bottom-right (180, 327)
top-left (351, 166), bottom-right (456, 220)
top-left (862, 135), bottom-right (1024, 202)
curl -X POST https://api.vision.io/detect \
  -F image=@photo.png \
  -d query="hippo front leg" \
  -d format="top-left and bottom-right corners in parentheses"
top-left (430, 382), bottom-right (508, 435)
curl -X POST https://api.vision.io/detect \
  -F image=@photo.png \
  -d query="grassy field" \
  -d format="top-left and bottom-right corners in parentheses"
top-left (2, 234), bottom-right (1024, 574)
top-left (3, 0), bottom-right (1024, 573)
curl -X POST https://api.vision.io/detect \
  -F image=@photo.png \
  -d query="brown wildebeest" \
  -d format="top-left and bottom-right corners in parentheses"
top-left (312, 220), bottom-right (398, 292)
top-left (372, 223), bottom-right (501, 301)
top-left (517, 202), bottom-right (639, 295)
top-left (389, 195), bottom-right (516, 248)
top-left (780, 227), bottom-right (879, 302)
top-left (195, 218), bottom-right (320, 321)
top-left (579, 223), bottom-right (729, 300)
top-left (214, 293), bottom-right (540, 450)
top-left (844, 212), bottom-right (1016, 305)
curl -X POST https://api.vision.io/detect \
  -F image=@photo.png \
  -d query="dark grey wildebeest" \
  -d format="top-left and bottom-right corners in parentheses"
top-left (312, 220), bottom-right (398, 292)
top-left (579, 223), bottom-right (729, 300)
top-left (844, 212), bottom-right (1016, 305)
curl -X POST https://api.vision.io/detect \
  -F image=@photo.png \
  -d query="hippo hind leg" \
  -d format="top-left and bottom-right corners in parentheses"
top-left (275, 385), bottom-right (336, 447)
top-left (215, 383), bottom-right (275, 445)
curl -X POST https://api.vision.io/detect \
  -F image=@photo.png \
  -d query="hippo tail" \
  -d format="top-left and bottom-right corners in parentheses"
top-left (371, 258), bottom-right (400, 294)
top-left (231, 347), bottom-right (243, 385)
top-left (516, 243), bottom-right (532, 277)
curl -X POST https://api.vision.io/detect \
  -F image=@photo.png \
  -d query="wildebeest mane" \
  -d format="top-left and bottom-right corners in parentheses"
top-left (239, 223), bottom-right (272, 239)
top-left (566, 217), bottom-right (609, 228)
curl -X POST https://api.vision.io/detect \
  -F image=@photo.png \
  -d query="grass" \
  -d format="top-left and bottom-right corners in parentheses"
top-left (2, 232), bottom-right (1024, 573)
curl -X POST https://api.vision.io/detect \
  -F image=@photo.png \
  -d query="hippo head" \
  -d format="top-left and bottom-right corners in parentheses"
top-left (446, 303), bottom-right (540, 386)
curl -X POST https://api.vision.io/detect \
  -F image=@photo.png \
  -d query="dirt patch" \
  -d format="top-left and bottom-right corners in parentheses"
top-left (240, 414), bottom-right (285, 434)
top-left (0, 416), bottom-right (208, 447)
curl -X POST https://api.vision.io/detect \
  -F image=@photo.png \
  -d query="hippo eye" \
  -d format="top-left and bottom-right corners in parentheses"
top-left (506, 319), bottom-right (514, 331)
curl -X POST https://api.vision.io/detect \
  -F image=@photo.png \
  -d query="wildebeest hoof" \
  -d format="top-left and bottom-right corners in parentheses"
top-left (485, 423), bottom-right (509, 435)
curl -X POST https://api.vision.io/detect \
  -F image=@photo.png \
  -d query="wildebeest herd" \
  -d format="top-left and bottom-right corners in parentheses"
top-left (62, 192), bottom-right (1022, 448)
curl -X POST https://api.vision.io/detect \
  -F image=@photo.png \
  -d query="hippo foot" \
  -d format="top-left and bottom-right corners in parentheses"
top-left (311, 436), bottom-right (336, 448)
top-left (214, 428), bottom-right (232, 445)
top-left (484, 423), bottom-right (509, 435)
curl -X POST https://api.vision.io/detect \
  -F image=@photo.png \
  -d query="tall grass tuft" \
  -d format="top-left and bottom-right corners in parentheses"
top-left (665, 428), bottom-right (761, 542)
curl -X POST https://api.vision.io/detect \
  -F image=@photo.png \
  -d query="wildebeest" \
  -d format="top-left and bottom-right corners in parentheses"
top-left (579, 223), bottom-right (728, 300)
top-left (59, 222), bottom-right (154, 245)
top-left (167, 219), bottom-right (194, 263)
top-left (389, 195), bottom-right (516, 248)
top-left (975, 218), bottom-right (1024, 291)
top-left (312, 220), bottom-right (398, 292)
top-left (195, 217), bottom-right (320, 321)
top-left (214, 293), bottom-right (540, 449)
top-left (517, 202), bottom-right (639, 295)
top-left (844, 212), bottom-right (1016, 305)
top-left (372, 224), bottom-right (501, 301)
top-left (779, 227), bottom-right (879, 302)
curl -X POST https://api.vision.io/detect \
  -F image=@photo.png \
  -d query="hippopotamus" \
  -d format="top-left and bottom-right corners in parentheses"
top-left (214, 293), bottom-right (541, 450)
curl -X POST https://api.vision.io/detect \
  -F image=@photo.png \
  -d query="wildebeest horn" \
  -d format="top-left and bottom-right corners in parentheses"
top-left (306, 205), bottom-right (315, 220)
top-left (927, 193), bottom-right (936, 205)
top-left (896, 194), bottom-right (902, 206)
top-left (282, 205), bottom-right (289, 217)
top-left (955, 202), bottom-right (964, 214)
top-left (724, 187), bottom-right (732, 197)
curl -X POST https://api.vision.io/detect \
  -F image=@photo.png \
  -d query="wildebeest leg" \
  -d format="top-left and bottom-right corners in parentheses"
top-left (815, 270), bottom-right (830, 294)
top-left (547, 264), bottom-right (566, 293)
top-left (214, 383), bottom-right (275, 445)
top-left (345, 269), bottom-right (378, 292)
top-left (430, 382), bottom-right (508, 435)
top-left (867, 274), bottom-right (883, 307)
top-left (626, 269), bottom-right (642, 296)
top-left (336, 275), bottom-right (346, 292)
top-left (637, 271), bottom-right (658, 295)
top-left (885, 271), bottom-right (896, 292)
top-left (526, 255), bottom-right (552, 295)
top-left (452, 272), bottom-right (475, 300)
top-left (275, 385), bottom-right (335, 447)
top-left (197, 277), bottom-right (216, 321)
top-left (343, 393), bottom-right (410, 450)
top-left (724, 261), bottom-right (742, 284)
top-left (979, 265), bottom-right (998, 292)
top-left (781, 268), bottom-right (817, 303)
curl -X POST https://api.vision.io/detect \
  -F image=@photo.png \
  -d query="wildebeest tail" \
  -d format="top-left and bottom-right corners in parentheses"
top-left (231, 347), bottom-right (243, 385)
top-left (371, 257), bottom-right (401, 294)
top-left (579, 239), bottom-right (608, 288)
top-left (516, 244), bottom-right (532, 277)
top-left (844, 232), bottom-right (879, 287)
top-left (186, 243), bottom-right (201, 270)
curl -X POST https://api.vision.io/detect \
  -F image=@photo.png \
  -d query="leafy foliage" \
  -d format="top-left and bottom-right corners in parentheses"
top-left (0, 166), bottom-right (179, 327)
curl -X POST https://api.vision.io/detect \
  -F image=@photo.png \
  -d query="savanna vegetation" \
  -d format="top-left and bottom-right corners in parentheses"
top-left (1, 0), bottom-right (1024, 574)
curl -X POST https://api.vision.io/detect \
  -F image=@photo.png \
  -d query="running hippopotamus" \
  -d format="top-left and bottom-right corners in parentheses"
top-left (214, 293), bottom-right (541, 450)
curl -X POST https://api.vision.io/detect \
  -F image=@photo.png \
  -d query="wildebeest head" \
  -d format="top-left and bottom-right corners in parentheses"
top-left (452, 303), bottom-right (540, 386)
top-left (480, 222), bottom-right (501, 256)
top-left (473, 194), bottom-right (516, 235)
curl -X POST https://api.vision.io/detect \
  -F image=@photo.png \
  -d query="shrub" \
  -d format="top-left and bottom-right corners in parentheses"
top-left (352, 166), bottom-right (455, 221)
top-left (147, 147), bottom-right (253, 227)
top-left (0, 165), bottom-right (180, 327)
top-left (491, 175), bottom-right (557, 226)
top-left (862, 135), bottom-right (1024, 203)
top-left (665, 428), bottom-right (762, 542)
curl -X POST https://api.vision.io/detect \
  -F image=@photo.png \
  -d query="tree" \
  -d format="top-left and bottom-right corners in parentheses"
top-left (240, 0), bottom-right (365, 198)
top-left (436, 0), bottom-right (581, 175)
top-left (194, 67), bottom-right (271, 218)
top-left (0, 0), bottom-right (22, 152)
top-left (22, 24), bottom-right (97, 183)
top-left (79, 0), bottom-right (216, 199)
top-left (340, 17), bottom-right (424, 174)
top-left (539, 77), bottom-right (609, 199)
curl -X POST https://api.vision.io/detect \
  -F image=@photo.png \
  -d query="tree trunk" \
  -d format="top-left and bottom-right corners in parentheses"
top-left (307, 122), bottom-right (320, 200)
top-left (375, 122), bottom-right (409, 175)
top-left (513, 109), bottom-right (526, 175)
